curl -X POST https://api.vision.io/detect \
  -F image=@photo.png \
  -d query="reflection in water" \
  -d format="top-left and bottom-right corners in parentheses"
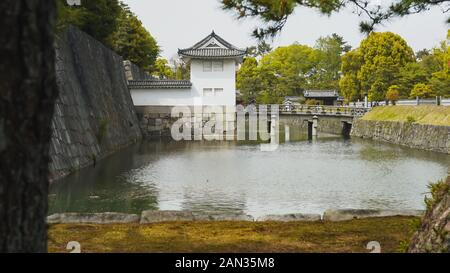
top-left (49, 136), bottom-right (450, 217)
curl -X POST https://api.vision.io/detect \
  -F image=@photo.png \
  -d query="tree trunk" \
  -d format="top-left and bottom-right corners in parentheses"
top-left (0, 0), bottom-right (57, 252)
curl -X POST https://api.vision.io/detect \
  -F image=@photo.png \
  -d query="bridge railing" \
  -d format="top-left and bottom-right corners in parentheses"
top-left (279, 105), bottom-right (370, 117)
top-left (349, 98), bottom-right (450, 107)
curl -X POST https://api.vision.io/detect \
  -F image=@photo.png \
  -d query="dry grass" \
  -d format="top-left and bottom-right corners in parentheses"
top-left (361, 106), bottom-right (450, 126)
top-left (48, 216), bottom-right (418, 253)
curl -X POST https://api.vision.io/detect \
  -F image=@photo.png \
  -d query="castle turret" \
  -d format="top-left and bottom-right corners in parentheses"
top-left (178, 31), bottom-right (246, 106)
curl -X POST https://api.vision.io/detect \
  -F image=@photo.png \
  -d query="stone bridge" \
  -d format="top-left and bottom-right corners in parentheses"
top-left (279, 104), bottom-right (368, 118)
top-left (135, 105), bottom-right (370, 139)
top-left (277, 105), bottom-right (369, 139)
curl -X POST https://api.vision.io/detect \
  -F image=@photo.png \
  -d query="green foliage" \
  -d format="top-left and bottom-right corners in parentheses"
top-left (340, 30), bottom-right (449, 102)
top-left (339, 32), bottom-right (415, 102)
top-left (314, 33), bottom-right (352, 90)
top-left (397, 217), bottom-right (422, 253)
top-left (256, 90), bottom-right (280, 104)
top-left (410, 83), bottom-right (434, 99)
top-left (360, 32), bottom-right (415, 101)
top-left (57, 0), bottom-right (121, 45)
top-left (406, 116), bottom-right (416, 123)
top-left (256, 44), bottom-right (321, 103)
top-left (237, 30), bottom-right (447, 104)
top-left (56, 0), bottom-right (86, 31)
top-left (397, 240), bottom-right (410, 253)
top-left (410, 217), bottom-right (422, 231)
top-left (398, 38), bottom-right (449, 98)
top-left (429, 71), bottom-right (450, 98)
top-left (396, 62), bottom-right (431, 98)
top-left (152, 59), bottom-right (175, 79)
top-left (416, 49), bottom-right (431, 60)
top-left (171, 59), bottom-right (191, 80)
top-left (425, 179), bottom-right (450, 210)
top-left (247, 40), bottom-right (273, 58)
top-left (305, 99), bottom-right (322, 106)
top-left (107, 3), bottom-right (159, 72)
top-left (237, 35), bottom-right (349, 104)
top-left (427, 42), bottom-right (450, 97)
top-left (57, 1), bottom-right (160, 73)
top-left (420, 51), bottom-right (444, 74)
top-left (340, 50), bottom-right (363, 102)
top-left (221, 0), bottom-right (449, 38)
top-left (237, 57), bottom-right (261, 104)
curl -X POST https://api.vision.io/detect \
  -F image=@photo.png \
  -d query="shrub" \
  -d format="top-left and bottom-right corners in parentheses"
top-left (410, 83), bottom-right (435, 99)
top-left (386, 85), bottom-right (400, 104)
top-left (305, 99), bottom-right (322, 106)
top-left (425, 179), bottom-right (450, 210)
top-left (406, 116), bottom-right (416, 123)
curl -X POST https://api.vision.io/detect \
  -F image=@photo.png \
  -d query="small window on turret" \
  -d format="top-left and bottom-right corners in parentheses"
top-left (203, 88), bottom-right (213, 96)
top-left (203, 61), bottom-right (212, 72)
top-left (213, 61), bottom-right (223, 72)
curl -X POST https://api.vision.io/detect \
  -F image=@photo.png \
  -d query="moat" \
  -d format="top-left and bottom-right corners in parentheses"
top-left (49, 136), bottom-right (449, 217)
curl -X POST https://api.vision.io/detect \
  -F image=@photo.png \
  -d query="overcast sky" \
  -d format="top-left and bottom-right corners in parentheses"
top-left (122, 0), bottom-right (449, 60)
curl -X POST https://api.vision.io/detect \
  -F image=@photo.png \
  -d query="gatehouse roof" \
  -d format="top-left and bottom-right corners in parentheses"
top-left (178, 31), bottom-right (246, 59)
top-left (304, 90), bottom-right (339, 98)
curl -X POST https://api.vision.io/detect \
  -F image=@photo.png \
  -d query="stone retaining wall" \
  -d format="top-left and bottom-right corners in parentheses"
top-left (124, 60), bottom-right (153, 81)
top-left (351, 119), bottom-right (450, 154)
top-left (49, 27), bottom-right (142, 181)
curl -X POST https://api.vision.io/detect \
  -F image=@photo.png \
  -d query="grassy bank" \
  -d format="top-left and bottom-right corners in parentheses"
top-left (48, 216), bottom-right (418, 253)
top-left (361, 106), bottom-right (450, 126)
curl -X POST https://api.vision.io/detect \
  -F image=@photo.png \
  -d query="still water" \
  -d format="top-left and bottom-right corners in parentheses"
top-left (49, 136), bottom-right (449, 217)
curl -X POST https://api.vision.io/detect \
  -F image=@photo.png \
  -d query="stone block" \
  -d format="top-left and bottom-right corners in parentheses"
top-left (140, 210), bottom-right (196, 223)
top-left (323, 209), bottom-right (424, 221)
top-left (257, 213), bottom-right (321, 222)
top-left (47, 212), bottom-right (140, 224)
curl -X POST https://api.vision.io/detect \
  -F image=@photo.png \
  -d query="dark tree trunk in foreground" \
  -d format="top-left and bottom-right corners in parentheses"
top-left (0, 0), bottom-right (57, 252)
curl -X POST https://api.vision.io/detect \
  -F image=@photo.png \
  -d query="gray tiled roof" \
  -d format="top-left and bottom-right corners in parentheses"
top-left (178, 31), bottom-right (246, 59)
top-left (284, 96), bottom-right (302, 101)
top-left (179, 48), bottom-right (246, 58)
top-left (304, 90), bottom-right (339, 98)
top-left (128, 80), bottom-right (192, 89)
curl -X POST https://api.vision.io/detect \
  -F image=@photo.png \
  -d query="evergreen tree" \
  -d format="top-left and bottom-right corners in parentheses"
top-left (57, 1), bottom-right (160, 73)
top-left (237, 57), bottom-right (261, 104)
top-left (339, 32), bottom-right (414, 101)
top-left (107, 3), bottom-right (160, 72)
top-left (152, 58), bottom-right (175, 79)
